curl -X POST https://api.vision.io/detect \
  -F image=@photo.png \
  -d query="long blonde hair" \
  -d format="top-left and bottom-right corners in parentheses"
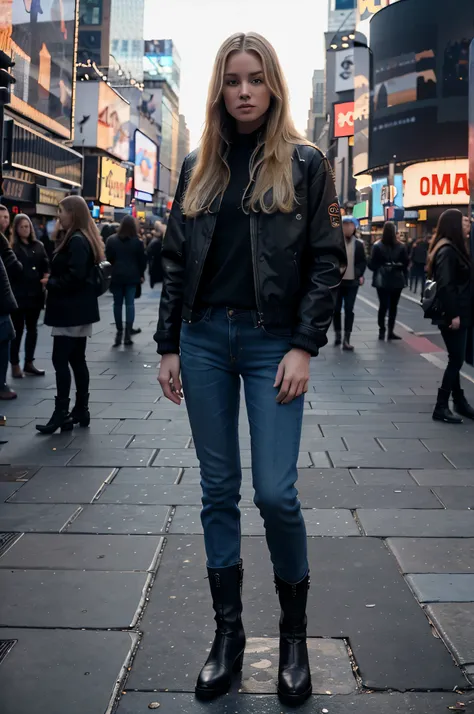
top-left (56, 196), bottom-right (105, 263)
top-left (183, 32), bottom-right (311, 217)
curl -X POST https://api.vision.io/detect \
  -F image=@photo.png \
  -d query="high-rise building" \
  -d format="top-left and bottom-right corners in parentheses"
top-left (306, 69), bottom-right (326, 143)
top-left (144, 40), bottom-right (181, 200)
top-left (177, 115), bottom-right (191, 169)
top-left (328, 0), bottom-right (357, 33)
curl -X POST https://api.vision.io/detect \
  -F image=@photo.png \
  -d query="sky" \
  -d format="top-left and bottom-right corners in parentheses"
top-left (144, 0), bottom-right (329, 147)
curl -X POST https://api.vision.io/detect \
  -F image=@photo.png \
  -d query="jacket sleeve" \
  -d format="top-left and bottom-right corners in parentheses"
top-left (105, 237), bottom-right (115, 265)
top-left (368, 243), bottom-right (381, 272)
top-left (434, 247), bottom-right (459, 321)
top-left (47, 235), bottom-right (91, 295)
top-left (290, 153), bottom-right (347, 356)
top-left (153, 162), bottom-right (187, 354)
top-left (0, 233), bottom-right (23, 281)
top-left (356, 241), bottom-right (367, 278)
top-left (39, 242), bottom-right (50, 275)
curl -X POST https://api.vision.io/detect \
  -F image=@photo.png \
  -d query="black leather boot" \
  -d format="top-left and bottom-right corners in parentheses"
top-left (433, 388), bottom-right (463, 424)
top-left (113, 330), bottom-right (123, 347)
top-left (70, 393), bottom-right (91, 427)
top-left (343, 333), bottom-right (354, 351)
top-left (275, 572), bottom-right (312, 706)
top-left (195, 561), bottom-right (246, 701)
top-left (453, 389), bottom-right (474, 420)
top-left (36, 398), bottom-right (74, 434)
top-left (124, 324), bottom-right (133, 346)
top-left (334, 331), bottom-right (342, 347)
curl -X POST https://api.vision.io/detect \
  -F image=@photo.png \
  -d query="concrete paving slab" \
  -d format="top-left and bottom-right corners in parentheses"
top-left (330, 451), bottom-right (450, 469)
top-left (111, 467), bottom-right (181, 484)
top-left (66, 503), bottom-right (170, 534)
top-left (67, 433), bottom-right (132, 448)
top-left (127, 434), bottom-right (191, 449)
top-left (387, 539), bottom-right (474, 573)
top-left (358, 509), bottom-right (474, 537)
top-left (411, 470), bottom-right (474, 486)
top-left (0, 443), bottom-right (79, 466)
top-left (97, 483), bottom-right (248, 506)
top-left (94, 406), bottom-right (152, 419)
top-left (407, 574), bottom-right (474, 603)
top-left (0, 533), bottom-right (163, 571)
top-left (113, 419), bottom-right (172, 434)
top-left (0, 482), bottom-right (23, 502)
top-left (8, 467), bottom-right (114, 503)
top-left (296, 485), bottom-right (441, 509)
top-left (0, 629), bottom-right (136, 714)
top-left (0, 569), bottom-right (149, 627)
top-left (350, 469), bottom-right (417, 486)
top-left (68, 447), bottom-right (156, 467)
top-left (116, 693), bottom-right (474, 714)
top-left (426, 603), bottom-right (474, 664)
top-left (0, 503), bottom-right (78, 531)
top-left (433, 487), bottom-right (474, 509)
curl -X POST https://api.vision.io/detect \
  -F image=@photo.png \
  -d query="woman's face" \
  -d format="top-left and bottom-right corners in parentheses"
top-left (16, 219), bottom-right (31, 241)
top-left (222, 51), bottom-right (271, 132)
top-left (342, 222), bottom-right (355, 239)
top-left (462, 216), bottom-right (471, 240)
top-left (58, 205), bottom-right (73, 231)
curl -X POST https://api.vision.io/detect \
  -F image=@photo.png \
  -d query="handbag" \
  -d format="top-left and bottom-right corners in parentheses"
top-left (375, 247), bottom-right (406, 290)
top-left (92, 260), bottom-right (112, 296)
top-left (421, 279), bottom-right (441, 319)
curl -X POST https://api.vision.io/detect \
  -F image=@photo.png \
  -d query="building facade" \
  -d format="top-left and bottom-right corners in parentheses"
top-left (306, 69), bottom-right (326, 143)
top-left (177, 114), bottom-right (191, 170)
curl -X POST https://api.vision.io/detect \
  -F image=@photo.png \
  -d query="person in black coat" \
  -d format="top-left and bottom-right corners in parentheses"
top-left (369, 222), bottom-right (408, 341)
top-left (9, 214), bottom-right (49, 379)
top-left (105, 215), bottom-right (147, 347)
top-left (427, 209), bottom-right (474, 424)
top-left (333, 216), bottom-right (367, 351)
top-left (37, 197), bottom-right (103, 434)
top-left (0, 205), bottom-right (23, 400)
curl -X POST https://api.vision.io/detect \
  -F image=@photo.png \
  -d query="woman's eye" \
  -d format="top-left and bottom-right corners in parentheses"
top-left (252, 78), bottom-right (263, 85)
top-left (226, 80), bottom-right (238, 86)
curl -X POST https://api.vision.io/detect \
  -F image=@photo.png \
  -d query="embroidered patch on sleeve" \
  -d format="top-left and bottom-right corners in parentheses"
top-left (328, 202), bottom-right (341, 228)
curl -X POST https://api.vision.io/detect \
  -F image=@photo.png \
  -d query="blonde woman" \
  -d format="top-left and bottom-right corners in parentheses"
top-left (37, 196), bottom-right (104, 434)
top-left (155, 33), bottom-right (346, 704)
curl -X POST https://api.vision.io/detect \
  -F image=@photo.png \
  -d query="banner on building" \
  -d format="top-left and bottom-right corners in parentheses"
top-left (99, 157), bottom-right (127, 208)
top-left (333, 101), bottom-right (355, 138)
top-left (403, 160), bottom-right (469, 208)
top-left (335, 49), bottom-right (355, 93)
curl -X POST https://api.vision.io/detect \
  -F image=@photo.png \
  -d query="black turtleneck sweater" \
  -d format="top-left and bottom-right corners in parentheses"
top-left (197, 130), bottom-right (258, 310)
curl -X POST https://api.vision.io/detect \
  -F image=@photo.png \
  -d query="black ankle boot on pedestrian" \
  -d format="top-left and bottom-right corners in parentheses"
top-left (342, 333), bottom-right (354, 351)
top-left (388, 331), bottom-right (402, 340)
top-left (453, 389), bottom-right (474, 420)
top-left (195, 561), bottom-right (246, 701)
top-left (433, 388), bottom-right (463, 424)
top-left (378, 328), bottom-right (385, 341)
top-left (113, 330), bottom-right (123, 347)
top-left (36, 397), bottom-right (74, 434)
top-left (334, 331), bottom-right (342, 347)
top-left (275, 572), bottom-right (312, 707)
top-left (70, 393), bottom-right (91, 427)
top-left (124, 325), bottom-right (133, 346)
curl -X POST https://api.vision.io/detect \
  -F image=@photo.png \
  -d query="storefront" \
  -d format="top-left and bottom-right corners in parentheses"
top-left (403, 159), bottom-right (469, 229)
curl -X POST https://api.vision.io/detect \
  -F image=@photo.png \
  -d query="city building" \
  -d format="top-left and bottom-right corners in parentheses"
top-left (328, 0), bottom-right (357, 33)
top-left (306, 69), bottom-right (326, 144)
top-left (144, 39), bottom-right (181, 203)
top-left (0, 0), bottom-right (83, 220)
top-left (177, 114), bottom-right (191, 169)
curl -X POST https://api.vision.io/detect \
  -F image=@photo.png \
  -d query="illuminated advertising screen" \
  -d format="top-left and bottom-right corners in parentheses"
top-left (99, 157), bottom-right (126, 208)
top-left (98, 83), bottom-right (130, 161)
top-left (403, 160), bottom-right (469, 208)
top-left (470, 40), bottom-right (474, 212)
top-left (333, 101), bottom-right (355, 138)
top-left (353, 46), bottom-right (371, 175)
top-left (134, 131), bottom-right (157, 198)
top-left (0, 0), bottom-right (78, 138)
top-left (371, 174), bottom-right (403, 221)
top-left (370, 0), bottom-right (474, 168)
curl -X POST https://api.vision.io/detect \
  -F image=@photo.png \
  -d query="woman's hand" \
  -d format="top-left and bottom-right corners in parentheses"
top-left (450, 317), bottom-right (461, 330)
top-left (40, 276), bottom-right (49, 287)
top-left (359, 276), bottom-right (365, 286)
top-left (158, 354), bottom-right (183, 405)
top-left (274, 348), bottom-right (310, 404)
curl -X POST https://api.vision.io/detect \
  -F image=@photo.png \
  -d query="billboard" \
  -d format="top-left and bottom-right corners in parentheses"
top-left (353, 46), bottom-right (371, 175)
top-left (403, 160), bottom-right (469, 208)
top-left (0, 0), bottom-right (77, 138)
top-left (334, 101), bottom-right (355, 138)
top-left (134, 131), bottom-right (157, 198)
top-left (335, 49), bottom-right (355, 93)
top-left (74, 82), bottom-right (130, 161)
top-left (99, 157), bottom-right (126, 208)
top-left (369, 0), bottom-right (474, 169)
top-left (470, 40), bottom-right (474, 213)
top-left (372, 174), bottom-right (403, 221)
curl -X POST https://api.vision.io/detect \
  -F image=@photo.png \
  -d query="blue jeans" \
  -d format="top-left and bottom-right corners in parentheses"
top-left (111, 284), bottom-right (136, 329)
top-left (180, 307), bottom-right (308, 584)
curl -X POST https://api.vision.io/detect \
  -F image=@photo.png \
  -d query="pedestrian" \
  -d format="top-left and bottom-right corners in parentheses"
top-left (105, 215), bottom-right (147, 347)
top-left (0, 205), bottom-right (23, 400)
top-left (369, 221), bottom-right (408, 341)
top-left (333, 216), bottom-right (367, 351)
top-left (409, 236), bottom-right (428, 295)
top-left (36, 196), bottom-right (103, 434)
top-left (427, 209), bottom-right (474, 424)
top-left (147, 232), bottom-right (163, 288)
top-left (155, 32), bottom-right (346, 705)
top-left (9, 214), bottom-right (49, 379)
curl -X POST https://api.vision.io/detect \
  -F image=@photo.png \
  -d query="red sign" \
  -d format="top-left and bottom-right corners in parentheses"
top-left (334, 101), bottom-right (355, 139)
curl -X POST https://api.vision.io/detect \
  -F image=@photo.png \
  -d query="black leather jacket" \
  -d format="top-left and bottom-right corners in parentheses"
top-left (155, 145), bottom-right (347, 356)
top-left (431, 243), bottom-right (472, 327)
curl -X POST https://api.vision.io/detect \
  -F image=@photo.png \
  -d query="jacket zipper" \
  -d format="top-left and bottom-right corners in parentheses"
top-left (250, 213), bottom-right (265, 326)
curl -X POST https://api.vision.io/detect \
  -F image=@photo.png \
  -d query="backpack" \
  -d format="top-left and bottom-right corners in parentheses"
top-left (92, 260), bottom-right (112, 296)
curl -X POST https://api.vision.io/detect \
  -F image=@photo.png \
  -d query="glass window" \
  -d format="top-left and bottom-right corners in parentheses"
top-left (79, 0), bottom-right (103, 25)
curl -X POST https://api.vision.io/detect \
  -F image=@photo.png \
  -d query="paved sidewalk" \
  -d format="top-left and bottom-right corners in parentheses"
top-left (0, 288), bottom-right (474, 714)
